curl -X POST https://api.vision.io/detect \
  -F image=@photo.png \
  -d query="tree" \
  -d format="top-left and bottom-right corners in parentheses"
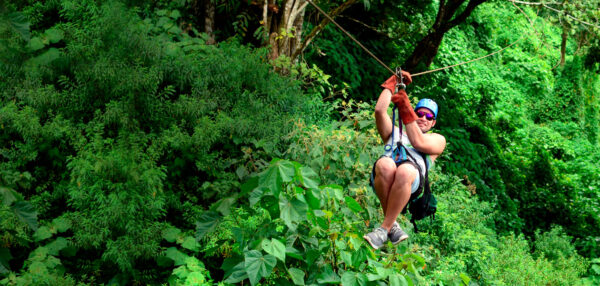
top-left (403, 0), bottom-right (488, 72)
top-left (260, 0), bottom-right (359, 61)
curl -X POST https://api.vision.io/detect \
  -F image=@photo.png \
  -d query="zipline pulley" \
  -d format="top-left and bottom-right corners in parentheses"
top-left (395, 67), bottom-right (406, 93)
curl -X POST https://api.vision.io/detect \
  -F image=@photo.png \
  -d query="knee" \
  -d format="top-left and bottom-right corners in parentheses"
top-left (394, 165), bottom-right (417, 184)
top-left (375, 158), bottom-right (396, 180)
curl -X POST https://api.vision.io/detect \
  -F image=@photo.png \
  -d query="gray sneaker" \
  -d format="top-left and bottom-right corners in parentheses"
top-left (388, 221), bottom-right (409, 244)
top-left (363, 227), bottom-right (388, 249)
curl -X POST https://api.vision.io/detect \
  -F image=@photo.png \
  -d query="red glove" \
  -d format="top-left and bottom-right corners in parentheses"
top-left (380, 71), bottom-right (413, 93)
top-left (391, 89), bottom-right (417, 124)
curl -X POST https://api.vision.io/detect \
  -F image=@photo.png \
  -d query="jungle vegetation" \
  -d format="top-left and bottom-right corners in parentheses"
top-left (1, 0), bottom-right (600, 285)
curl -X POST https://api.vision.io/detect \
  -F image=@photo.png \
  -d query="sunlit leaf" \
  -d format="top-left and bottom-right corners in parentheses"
top-left (51, 217), bottom-right (71, 233)
top-left (162, 227), bottom-right (181, 243)
top-left (181, 236), bottom-right (199, 252)
top-left (165, 247), bottom-right (188, 266)
top-left (45, 237), bottom-right (69, 256)
top-left (26, 37), bottom-right (44, 51)
top-left (388, 273), bottom-right (408, 286)
top-left (45, 27), bottom-right (64, 43)
top-left (261, 238), bottom-right (286, 262)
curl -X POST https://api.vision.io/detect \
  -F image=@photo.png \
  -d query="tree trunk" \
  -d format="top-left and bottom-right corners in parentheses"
top-left (559, 24), bottom-right (567, 66)
top-left (403, 0), bottom-right (487, 72)
top-left (204, 0), bottom-right (216, 45)
top-left (265, 0), bottom-right (357, 63)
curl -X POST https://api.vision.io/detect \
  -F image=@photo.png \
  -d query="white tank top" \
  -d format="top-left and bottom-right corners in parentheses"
top-left (383, 126), bottom-right (432, 173)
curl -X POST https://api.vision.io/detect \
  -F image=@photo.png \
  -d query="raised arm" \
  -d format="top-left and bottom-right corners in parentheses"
top-left (404, 122), bottom-right (446, 156)
top-left (374, 89), bottom-right (393, 142)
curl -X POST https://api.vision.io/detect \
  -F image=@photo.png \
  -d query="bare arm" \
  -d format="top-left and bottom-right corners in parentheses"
top-left (404, 122), bottom-right (446, 156)
top-left (374, 89), bottom-right (393, 142)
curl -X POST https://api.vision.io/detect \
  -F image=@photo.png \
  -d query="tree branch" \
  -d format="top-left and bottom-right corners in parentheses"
top-left (291, 0), bottom-right (357, 61)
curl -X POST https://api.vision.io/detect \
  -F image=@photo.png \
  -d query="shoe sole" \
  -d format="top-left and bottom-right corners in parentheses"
top-left (363, 235), bottom-right (382, 250)
top-left (390, 235), bottom-right (409, 245)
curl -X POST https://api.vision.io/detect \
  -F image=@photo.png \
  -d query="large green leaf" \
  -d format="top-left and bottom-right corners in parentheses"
top-left (44, 27), bottom-right (64, 44)
top-left (181, 236), bottom-right (199, 252)
top-left (244, 250), bottom-right (276, 286)
top-left (45, 237), bottom-right (69, 256)
top-left (279, 196), bottom-right (308, 230)
top-left (165, 247), bottom-right (188, 266)
top-left (341, 271), bottom-right (368, 286)
top-left (30, 48), bottom-right (60, 65)
top-left (51, 217), bottom-right (71, 233)
top-left (316, 264), bottom-right (341, 284)
top-left (195, 211), bottom-right (222, 239)
top-left (259, 159), bottom-right (295, 196)
top-left (285, 246), bottom-right (303, 260)
top-left (12, 201), bottom-right (38, 231)
top-left (212, 197), bottom-right (236, 216)
top-left (322, 185), bottom-right (344, 201)
top-left (249, 187), bottom-right (265, 206)
top-left (351, 247), bottom-right (368, 268)
top-left (224, 261), bottom-right (248, 284)
top-left (344, 196), bottom-right (364, 213)
top-left (162, 227), bottom-right (181, 243)
top-left (305, 188), bottom-right (323, 209)
top-left (388, 274), bottom-right (408, 286)
top-left (299, 166), bottom-right (320, 189)
top-left (261, 238), bottom-right (286, 262)
top-left (0, 186), bottom-right (17, 206)
top-left (288, 267), bottom-right (305, 285)
top-left (27, 37), bottom-right (45, 51)
top-left (8, 12), bottom-right (30, 41)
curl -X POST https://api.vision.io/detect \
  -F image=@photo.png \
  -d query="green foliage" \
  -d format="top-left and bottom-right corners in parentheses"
top-left (412, 171), bottom-right (588, 285)
top-left (1, 0), bottom-right (317, 283)
top-left (1, 217), bottom-right (75, 286)
top-left (484, 234), bottom-right (587, 286)
top-left (2, 0), bottom-right (600, 284)
top-left (200, 159), bottom-right (431, 285)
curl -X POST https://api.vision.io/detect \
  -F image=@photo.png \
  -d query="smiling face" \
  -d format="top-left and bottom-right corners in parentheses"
top-left (415, 107), bottom-right (436, 133)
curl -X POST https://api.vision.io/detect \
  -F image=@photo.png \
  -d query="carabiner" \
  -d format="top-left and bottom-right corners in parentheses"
top-left (395, 67), bottom-right (406, 93)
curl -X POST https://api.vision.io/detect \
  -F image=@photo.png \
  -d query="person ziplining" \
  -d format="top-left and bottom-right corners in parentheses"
top-left (302, 0), bottom-right (559, 249)
top-left (363, 70), bottom-right (446, 249)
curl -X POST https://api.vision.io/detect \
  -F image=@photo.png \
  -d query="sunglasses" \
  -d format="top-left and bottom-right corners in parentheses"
top-left (416, 110), bottom-right (435, 121)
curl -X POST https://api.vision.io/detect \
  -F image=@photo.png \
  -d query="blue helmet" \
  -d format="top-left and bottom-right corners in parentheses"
top-left (415, 98), bottom-right (438, 119)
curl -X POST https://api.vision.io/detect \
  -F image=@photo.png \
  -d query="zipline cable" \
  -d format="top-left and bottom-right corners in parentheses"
top-left (305, 0), bottom-right (395, 75)
top-left (305, 0), bottom-right (536, 77)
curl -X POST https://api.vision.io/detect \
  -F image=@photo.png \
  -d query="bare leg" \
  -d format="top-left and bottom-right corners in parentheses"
top-left (381, 164), bottom-right (417, 231)
top-left (372, 157), bottom-right (397, 216)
